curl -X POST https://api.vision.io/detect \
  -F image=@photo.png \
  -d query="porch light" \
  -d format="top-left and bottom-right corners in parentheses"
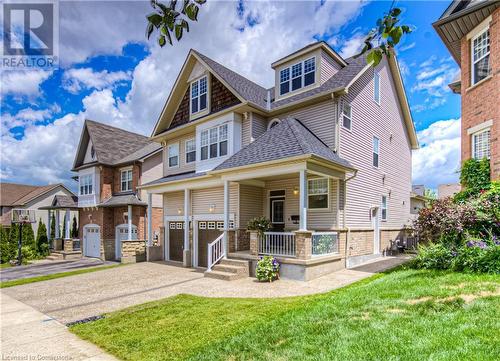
top-left (209, 204), bottom-right (215, 212)
top-left (177, 208), bottom-right (182, 214)
top-left (293, 187), bottom-right (299, 195)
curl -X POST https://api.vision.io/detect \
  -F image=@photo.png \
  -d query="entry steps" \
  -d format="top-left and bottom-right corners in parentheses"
top-left (204, 259), bottom-right (250, 281)
top-left (46, 251), bottom-right (81, 261)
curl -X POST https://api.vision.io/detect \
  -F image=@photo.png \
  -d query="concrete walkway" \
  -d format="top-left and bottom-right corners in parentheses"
top-left (3, 256), bottom-right (410, 324)
top-left (1, 292), bottom-right (116, 360)
top-left (0, 258), bottom-right (117, 281)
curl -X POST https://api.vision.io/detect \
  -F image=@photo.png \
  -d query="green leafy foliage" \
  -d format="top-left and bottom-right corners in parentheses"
top-left (0, 225), bottom-right (12, 264)
top-left (62, 214), bottom-right (67, 239)
top-left (246, 216), bottom-right (271, 237)
top-left (22, 223), bottom-right (36, 252)
top-left (36, 219), bottom-right (49, 257)
top-left (8, 224), bottom-right (20, 261)
top-left (146, 0), bottom-right (205, 48)
top-left (255, 256), bottom-right (280, 282)
top-left (50, 212), bottom-right (56, 239)
top-left (357, 7), bottom-right (413, 67)
top-left (454, 158), bottom-right (491, 202)
top-left (71, 216), bottom-right (79, 238)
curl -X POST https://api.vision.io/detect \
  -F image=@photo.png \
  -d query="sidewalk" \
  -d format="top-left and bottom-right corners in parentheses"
top-left (0, 292), bottom-right (116, 361)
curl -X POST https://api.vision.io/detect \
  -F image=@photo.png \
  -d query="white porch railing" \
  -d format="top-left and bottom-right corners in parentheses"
top-left (259, 232), bottom-right (296, 257)
top-left (207, 233), bottom-right (224, 271)
top-left (311, 232), bottom-right (339, 256)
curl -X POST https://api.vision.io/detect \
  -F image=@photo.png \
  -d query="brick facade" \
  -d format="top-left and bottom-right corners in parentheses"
top-left (459, 8), bottom-right (500, 179)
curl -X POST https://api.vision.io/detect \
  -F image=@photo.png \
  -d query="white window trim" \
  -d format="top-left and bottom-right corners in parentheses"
top-left (467, 119), bottom-right (493, 135)
top-left (381, 195), bottom-right (388, 221)
top-left (268, 118), bottom-right (281, 130)
top-left (199, 123), bottom-right (228, 162)
top-left (342, 102), bottom-right (352, 131)
top-left (168, 142), bottom-right (179, 168)
top-left (307, 177), bottom-right (330, 211)
top-left (373, 136), bottom-right (380, 168)
top-left (120, 167), bottom-right (133, 192)
top-left (471, 128), bottom-right (491, 160)
top-left (279, 56), bottom-right (316, 96)
top-left (79, 174), bottom-right (94, 196)
top-left (190, 75), bottom-right (209, 116)
top-left (185, 138), bottom-right (196, 164)
top-left (373, 71), bottom-right (381, 105)
top-left (470, 27), bottom-right (490, 86)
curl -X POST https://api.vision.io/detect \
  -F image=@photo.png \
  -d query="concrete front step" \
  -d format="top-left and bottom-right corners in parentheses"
top-left (204, 258), bottom-right (250, 281)
top-left (212, 264), bottom-right (248, 275)
top-left (47, 251), bottom-right (82, 261)
top-left (219, 259), bottom-right (249, 268)
top-left (204, 270), bottom-right (245, 281)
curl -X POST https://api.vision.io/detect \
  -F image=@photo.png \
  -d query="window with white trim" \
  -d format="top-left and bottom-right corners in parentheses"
top-left (472, 129), bottom-right (491, 160)
top-left (79, 174), bottom-right (93, 195)
top-left (373, 136), bottom-right (380, 168)
top-left (308, 178), bottom-right (329, 209)
top-left (200, 124), bottom-right (228, 160)
top-left (168, 143), bottom-right (179, 167)
top-left (185, 139), bottom-right (196, 163)
top-left (374, 71), bottom-right (381, 104)
top-left (381, 195), bottom-right (388, 221)
top-left (342, 103), bottom-right (352, 130)
top-left (120, 169), bottom-right (132, 192)
top-left (471, 28), bottom-right (491, 85)
top-left (191, 76), bottom-right (208, 114)
top-left (279, 57), bottom-right (316, 95)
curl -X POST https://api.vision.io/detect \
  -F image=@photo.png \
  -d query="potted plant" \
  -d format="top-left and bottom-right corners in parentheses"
top-left (246, 216), bottom-right (272, 237)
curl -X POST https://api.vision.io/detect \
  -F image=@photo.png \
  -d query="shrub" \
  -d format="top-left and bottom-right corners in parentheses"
top-left (21, 223), bottom-right (36, 252)
top-left (247, 216), bottom-right (272, 237)
top-left (256, 256), bottom-right (280, 282)
top-left (454, 158), bottom-right (491, 202)
top-left (411, 243), bottom-right (454, 270)
top-left (36, 220), bottom-right (49, 257)
top-left (71, 216), bottom-right (79, 238)
top-left (21, 245), bottom-right (36, 263)
top-left (0, 225), bottom-right (12, 264)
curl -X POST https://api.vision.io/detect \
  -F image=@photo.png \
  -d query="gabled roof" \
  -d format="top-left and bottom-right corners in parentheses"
top-left (72, 119), bottom-right (159, 170)
top-left (214, 118), bottom-right (354, 172)
top-left (98, 194), bottom-right (147, 207)
top-left (39, 195), bottom-right (79, 210)
top-left (0, 183), bottom-right (73, 206)
top-left (271, 41), bottom-right (347, 68)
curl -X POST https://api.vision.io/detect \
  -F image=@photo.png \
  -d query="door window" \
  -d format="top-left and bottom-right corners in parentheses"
top-left (272, 200), bottom-right (285, 224)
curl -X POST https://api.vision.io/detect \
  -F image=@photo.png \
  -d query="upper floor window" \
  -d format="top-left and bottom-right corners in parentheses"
top-left (185, 138), bottom-right (196, 163)
top-left (374, 71), bottom-right (381, 104)
top-left (381, 195), bottom-right (388, 221)
top-left (373, 136), bottom-right (380, 168)
top-left (279, 57), bottom-right (315, 96)
top-left (90, 146), bottom-right (96, 160)
top-left (471, 28), bottom-right (491, 85)
top-left (342, 103), bottom-right (352, 130)
top-left (472, 129), bottom-right (490, 160)
top-left (191, 76), bottom-right (207, 114)
top-left (168, 143), bottom-right (179, 168)
top-left (121, 169), bottom-right (132, 192)
top-left (308, 178), bottom-right (329, 209)
top-left (79, 174), bottom-right (93, 195)
top-left (200, 124), bottom-right (228, 161)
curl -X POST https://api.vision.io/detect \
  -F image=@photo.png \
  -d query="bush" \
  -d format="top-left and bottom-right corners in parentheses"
top-left (455, 158), bottom-right (491, 202)
top-left (411, 243), bottom-right (454, 270)
top-left (247, 216), bottom-right (272, 236)
top-left (256, 256), bottom-right (280, 282)
top-left (36, 220), bottom-right (49, 257)
top-left (21, 245), bottom-right (36, 263)
top-left (0, 225), bottom-right (12, 264)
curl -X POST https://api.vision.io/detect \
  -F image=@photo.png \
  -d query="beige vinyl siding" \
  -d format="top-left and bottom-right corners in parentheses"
top-left (163, 191), bottom-right (184, 216)
top-left (241, 113), bottom-right (252, 146)
top-left (251, 113), bottom-right (267, 141)
top-left (239, 184), bottom-right (264, 228)
top-left (320, 49), bottom-right (342, 83)
top-left (263, 176), bottom-right (338, 231)
top-left (140, 151), bottom-right (163, 208)
top-left (275, 99), bottom-right (337, 148)
top-left (339, 57), bottom-right (412, 229)
top-left (163, 132), bottom-right (196, 177)
top-left (191, 185), bottom-right (238, 222)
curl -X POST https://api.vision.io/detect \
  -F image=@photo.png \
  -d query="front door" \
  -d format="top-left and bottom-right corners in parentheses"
top-left (168, 222), bottom-right (184, 262)
top-left (197, 221), bottom-right (223, 268)
top-left (371, 207), bottom-right (380, 254)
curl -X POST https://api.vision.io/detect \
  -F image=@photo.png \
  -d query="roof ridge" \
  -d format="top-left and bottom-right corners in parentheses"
top-left (284, 118), bottom-right (308, 155)
top-left (85, 119), bottom-right (149, 140)
top-left (287, 117), bottom-right (332, 151)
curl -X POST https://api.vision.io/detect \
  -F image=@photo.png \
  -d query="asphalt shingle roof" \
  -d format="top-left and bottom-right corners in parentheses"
top-left (0, 183), bottom-right (65, 206)
top-left (214, 118), bottom-right (353, 171)
top-left (142, 171), bottom-right (207, 187)
top-left (98, 194), bottom-right (147, 207)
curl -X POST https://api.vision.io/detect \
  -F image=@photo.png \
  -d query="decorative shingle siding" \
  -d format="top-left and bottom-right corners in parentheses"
top-left (339, 58), bottom-right (411, 229)
top-left (169, 88), bottom-right (190, 130)
top-left (210, 76), bottom-right (240, 113)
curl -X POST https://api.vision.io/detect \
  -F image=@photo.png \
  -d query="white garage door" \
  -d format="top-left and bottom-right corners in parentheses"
top-left (84, 226), bottom-right (101, 258)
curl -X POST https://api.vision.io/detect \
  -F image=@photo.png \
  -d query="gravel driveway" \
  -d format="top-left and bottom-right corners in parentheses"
top-left (2, 257), bottom-right (409, 324)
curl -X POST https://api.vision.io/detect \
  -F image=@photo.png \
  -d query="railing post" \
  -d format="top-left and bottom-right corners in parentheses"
top-left (208, 246), bottom-right (212, 271)
top-left (223, 180), bottom-right (230, 259)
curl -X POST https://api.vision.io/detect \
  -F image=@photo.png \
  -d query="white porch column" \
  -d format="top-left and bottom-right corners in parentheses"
top-left (299, 169), bottom-right (308, 231)
top-left (183, 189), bottom-right (190, 251)
top-left (65, 209), bottom-right (71, 239)
top-left (55, 210), bottom-right (60, 239)
top-left (127, 205), bottom-right (132, 241)
top-left (47, 210), bottom-right (51, 240)
top-left (223, 180), bottom-right (230, 258)
top-left (147, 193), bottom-right (153, 247)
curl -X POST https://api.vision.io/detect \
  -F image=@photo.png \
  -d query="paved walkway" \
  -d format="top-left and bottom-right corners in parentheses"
top-left (1, 293), bottom-right (116, 360)
top-left (0, 258), bottom-right (117, 281)
top-left (2, 256), bottom-right (410, 324)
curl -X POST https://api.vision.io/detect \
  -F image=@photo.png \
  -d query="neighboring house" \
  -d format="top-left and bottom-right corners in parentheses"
top-left (410, 185), bottom-right (432, 218)
top-left (140, 41), bottom-right (418, 280)
top-left (72, 120), bottom-right (163, 262)
top-left (438, 183), bottom-right (462, 199)
top-left (434, 0), bottom-right (500, 179)
top-left (0, 182), bottom-right (77, 235)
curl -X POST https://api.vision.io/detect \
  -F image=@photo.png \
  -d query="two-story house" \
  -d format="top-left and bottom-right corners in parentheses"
top-left (141, 41), bottom-right (418, 280)
top-left (72, 120), bottom-right (163, 262)
top-left (434, 0), bottom-right (499, 179)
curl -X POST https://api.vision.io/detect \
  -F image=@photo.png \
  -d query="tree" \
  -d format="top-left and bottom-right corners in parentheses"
top-left (8, 224), bottom-right (19, 261)
top-left (50, 212), bottom-right (56, 239)
top-left (62, 213), bottom-right (67, 238)
top-left (71, 215), bottom-right (78, 238)
top-left (424, 189), bottom-right (437, 199)
top-left (22, 223), bottom-right (36, 252)
top-left (146, 0), bottom-right (206, 48)
top-left (0, 225), bottom-right (12, 263)
top-left (36, 219), bottom-right (49, 256)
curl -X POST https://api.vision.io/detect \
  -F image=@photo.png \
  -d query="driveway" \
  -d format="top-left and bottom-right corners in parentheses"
top-left (0, 258), bottom-right (117, 281)
top-left (2, 257), bottom-right (410, 324)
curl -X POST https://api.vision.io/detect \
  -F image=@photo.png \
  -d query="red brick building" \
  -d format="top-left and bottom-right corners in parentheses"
top-left (72, 120), bottom-right (163, 261)
top-left (434, 0), bottom-right (500, 179)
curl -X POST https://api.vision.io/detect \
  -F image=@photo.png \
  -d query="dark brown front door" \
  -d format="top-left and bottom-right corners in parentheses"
top-left (169, 222), bottom-right (184, 262)
top-left (197, 221), bottom-right (223, 267)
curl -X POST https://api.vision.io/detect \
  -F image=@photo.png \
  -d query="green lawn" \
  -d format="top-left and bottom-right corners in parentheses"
top-left (70, 269), bottom-right (500, 361)
top-left (0, 264), bottom-right (122, 288)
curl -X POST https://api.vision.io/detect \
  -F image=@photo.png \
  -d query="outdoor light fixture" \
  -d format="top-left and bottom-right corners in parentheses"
top-left (177, 208), bottom-right (182, 214)
top-left (293, 187), bottom-right (299, 195)
top-left (209, 204), bottom-right (215, 212)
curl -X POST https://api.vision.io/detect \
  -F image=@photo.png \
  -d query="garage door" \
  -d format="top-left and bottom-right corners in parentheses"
top-left (116, 224), bottom-right (138, 260)
top-left (168, 222), bottom-right (184, 262)
top-left (197, 221), bottom-right (223, 268)
top-left (84, 226), bottom-right (100, 258)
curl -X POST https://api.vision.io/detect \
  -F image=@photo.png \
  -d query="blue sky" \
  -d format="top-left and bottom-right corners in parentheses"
top-left (0, 0), bottom-right (461, 191)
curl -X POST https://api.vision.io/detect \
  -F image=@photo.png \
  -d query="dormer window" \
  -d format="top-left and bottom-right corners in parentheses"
top-left (191, 76), bottom-right (207, 114)
top-left (279, 57), bottom-right (316, 96)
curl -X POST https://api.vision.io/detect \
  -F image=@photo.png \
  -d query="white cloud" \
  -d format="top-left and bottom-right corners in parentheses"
top-left (399, 42), bottom-right (416, 52)
top-left (62, 68), bottom-right (132, 94)
top-left (412, 119), bottom-right (461, 189)
top-left (0, 70), bottom-right (52, 98)
top-left (339, 32), bottom-right (365, 58)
